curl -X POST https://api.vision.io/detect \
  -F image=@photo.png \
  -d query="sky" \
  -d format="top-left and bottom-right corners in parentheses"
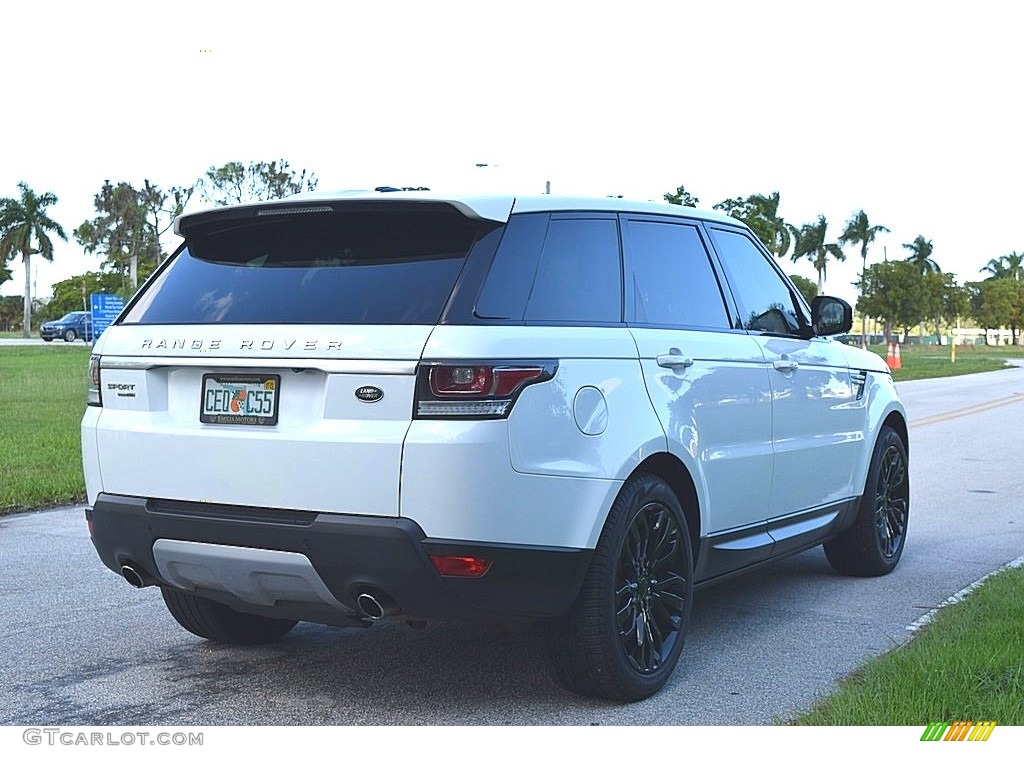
top-left (3, 0), bottom-right (1023, 309)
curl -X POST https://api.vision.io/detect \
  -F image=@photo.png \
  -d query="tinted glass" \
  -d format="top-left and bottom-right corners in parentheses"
top-left (475, 213), bottom-right (549, 320)
top-left (524, 218), bottom-right (621, 323)
top-left (123, 211), bottom-right (484, 325)
top-left (709, 229), bottom-right (802, 335)
top-left (626, 220), bottom-right (730, 329)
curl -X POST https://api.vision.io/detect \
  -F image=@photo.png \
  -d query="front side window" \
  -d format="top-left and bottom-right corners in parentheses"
top-left (709, 229), bottom-right (803, 335)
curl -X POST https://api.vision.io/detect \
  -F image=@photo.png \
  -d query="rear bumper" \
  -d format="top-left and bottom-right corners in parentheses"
top-left (88, 493), bottom-right (592, 622)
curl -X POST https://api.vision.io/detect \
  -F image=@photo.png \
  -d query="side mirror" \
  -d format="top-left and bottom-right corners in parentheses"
top-left (811, 296), bottom-right (852, 336)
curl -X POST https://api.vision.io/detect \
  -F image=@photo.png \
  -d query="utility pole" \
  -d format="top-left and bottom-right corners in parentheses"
top-left (861, 250), bottom-right (869, 349)
top-left (545, 181), bottom-right (550, 195)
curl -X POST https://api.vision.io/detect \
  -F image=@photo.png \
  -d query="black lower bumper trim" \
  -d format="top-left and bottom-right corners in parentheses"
top-left (88, 494), bottom-right (591, 621)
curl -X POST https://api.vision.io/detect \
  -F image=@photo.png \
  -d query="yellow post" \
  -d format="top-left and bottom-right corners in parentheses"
top-left (951, 335), bottom-right (956, 364)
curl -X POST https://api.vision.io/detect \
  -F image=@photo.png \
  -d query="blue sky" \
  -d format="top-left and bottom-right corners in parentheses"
top-left (3, 0), bottom-right (1021, 306)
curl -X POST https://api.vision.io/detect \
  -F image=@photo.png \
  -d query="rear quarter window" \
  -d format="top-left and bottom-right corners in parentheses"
top-left (475, 214), bottom-right (622, 324)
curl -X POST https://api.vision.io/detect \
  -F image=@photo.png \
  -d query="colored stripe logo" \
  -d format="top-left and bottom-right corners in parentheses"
top-left (921, 721), bottom-right (997, 741)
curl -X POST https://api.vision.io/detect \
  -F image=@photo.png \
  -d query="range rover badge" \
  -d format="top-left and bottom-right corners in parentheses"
top-left (355, 386), bottom-right (384, 403)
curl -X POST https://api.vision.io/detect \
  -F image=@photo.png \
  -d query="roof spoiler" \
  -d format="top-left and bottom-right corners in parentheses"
top-left (173, 193), bottom-right (515, 237)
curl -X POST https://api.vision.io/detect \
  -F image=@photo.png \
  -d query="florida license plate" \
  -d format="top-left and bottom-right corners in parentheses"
top-left (200, 374), bottom-right (280, 426)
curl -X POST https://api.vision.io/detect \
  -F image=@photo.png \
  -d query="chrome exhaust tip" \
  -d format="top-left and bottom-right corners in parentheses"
top-left (120, 564), bottom-right (149, 588)
top-left (356, 592), bottom-right (388, 620)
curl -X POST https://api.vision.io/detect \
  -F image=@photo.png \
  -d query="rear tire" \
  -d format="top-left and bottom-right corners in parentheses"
top-left (824, 426), bottom-right (909, 576)
top-left (549, 473), bottom-right (694, 701)
top-left (160, 586), bottom-right (297, 644)
top-left (63, 328), bottom-right (77, 342)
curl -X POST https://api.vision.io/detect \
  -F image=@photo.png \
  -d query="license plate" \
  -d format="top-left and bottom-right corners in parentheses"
top-left (200, 374), bottom-right (280, 426)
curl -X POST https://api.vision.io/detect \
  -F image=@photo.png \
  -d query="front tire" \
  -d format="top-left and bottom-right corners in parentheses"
top-left (824, 426), bottom-right (909, 576)
top-left (161, 586), bottom-right (297, 644)
top-left (62, 328), bottom-right (77, 342)
top-left (550, 473), bottom-right (694, 701)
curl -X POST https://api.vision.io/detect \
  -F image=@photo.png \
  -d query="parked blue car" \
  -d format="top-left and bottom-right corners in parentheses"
top-left (40, 311), bottom-right (93, 342)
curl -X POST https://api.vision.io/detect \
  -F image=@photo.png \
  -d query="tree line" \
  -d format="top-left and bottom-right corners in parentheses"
top-left (664, 185), bottom-right (1024, 344)
top-left (0, 160), bottom-right (317, 336)
top-left (1, 172), bottom-right (1021, 342)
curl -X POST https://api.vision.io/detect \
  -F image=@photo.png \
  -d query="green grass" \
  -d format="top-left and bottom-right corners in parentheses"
top-left (0, 346), bottom-right (92, 512)
top-left (864, 343), bottom-right (1024, 382)
top-left (794, 565), bottom-right (1024, 725)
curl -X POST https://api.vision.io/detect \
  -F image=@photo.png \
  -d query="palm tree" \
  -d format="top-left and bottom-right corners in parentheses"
top-left (0, 183), bottom-right (67, 338)
top-left (982, 257), bottom-right (1007, 279)
top-left (839, 210), bottom-right (889, 346)
top-left (791, 215), bottom-right (844, 294)
top-left (903, 235), bottom-right (939, 275)
top-left (714, 191), bottom-right (795, 259)
top-left (981, 252), bottom-right (1024, 281)
top-left (749, 191), bottom-right (795, 259)
top-left (1003, 252), bottom-right (1023, 280)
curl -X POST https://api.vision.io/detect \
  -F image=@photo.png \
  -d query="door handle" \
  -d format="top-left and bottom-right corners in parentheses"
top-left (773, 358), bottom-right (799, 373)
top-left (657, 350), bottom-right (694, 370)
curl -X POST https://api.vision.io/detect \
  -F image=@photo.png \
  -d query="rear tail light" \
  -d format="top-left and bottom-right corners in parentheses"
top-left (430, 365), bottom-right (494, 396)
top-left (416, 361), bottom-right (556, 419)
top-left (87, 355), bottom-right (102, 406)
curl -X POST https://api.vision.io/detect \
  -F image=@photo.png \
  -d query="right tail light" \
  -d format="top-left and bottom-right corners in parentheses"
top-left (415, 361), bottom-right (557, 419)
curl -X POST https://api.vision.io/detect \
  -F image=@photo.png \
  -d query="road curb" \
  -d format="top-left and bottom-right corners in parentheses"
top-left (905, 553), bottom-right (1024, 634)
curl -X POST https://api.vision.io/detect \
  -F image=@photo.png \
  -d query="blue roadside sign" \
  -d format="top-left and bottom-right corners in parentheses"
top-left (90, 293), bottom-right (125, 344)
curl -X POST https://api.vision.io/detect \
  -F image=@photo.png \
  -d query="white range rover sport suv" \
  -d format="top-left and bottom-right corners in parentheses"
top-left (83, 191), bottom-right (909, 701)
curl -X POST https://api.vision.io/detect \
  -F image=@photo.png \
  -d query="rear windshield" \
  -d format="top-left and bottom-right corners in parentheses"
top-left (123, 210), bottom-right (487, 325)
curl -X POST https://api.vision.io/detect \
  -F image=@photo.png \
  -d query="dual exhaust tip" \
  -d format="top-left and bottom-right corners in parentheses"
top-left (121, 563), bottom-right (397, 621)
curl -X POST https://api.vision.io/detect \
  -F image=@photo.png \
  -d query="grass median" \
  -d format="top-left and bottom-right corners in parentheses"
top-left (865, 343), bottom-right (1024, 381)
top-left (0, 345), bottom-right (91, 512)
top-left (794, 564), bottom-right (1024, 725)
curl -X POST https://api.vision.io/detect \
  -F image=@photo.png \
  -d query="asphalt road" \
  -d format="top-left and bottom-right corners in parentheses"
top-left (0, 338), bottom-right (87, 346)
top-left (2, 366), bottom-right (1023, 726)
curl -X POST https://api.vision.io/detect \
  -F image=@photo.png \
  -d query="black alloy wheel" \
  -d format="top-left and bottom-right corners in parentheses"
top-left (616, 501), bottom-right (689, 675)
top-left (875, 442), bottom-right (908, 558)
top-left (824, 426), bottom-right (910, 576)
top-left (550, 473), bottom-right (694, 701)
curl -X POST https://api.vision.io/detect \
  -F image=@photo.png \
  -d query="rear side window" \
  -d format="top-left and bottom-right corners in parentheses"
top-left (525, 218), bottom-right (620, 323)
top-left (476, 214), bottom-right (622, 324)
top-left (625, 220), bottom-right (730, 329)
top-left (122, 210), bottom-right (487, 325)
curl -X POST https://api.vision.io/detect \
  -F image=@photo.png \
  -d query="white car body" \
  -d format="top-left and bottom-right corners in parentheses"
top-left (83, 191), bottom-right (909, 701)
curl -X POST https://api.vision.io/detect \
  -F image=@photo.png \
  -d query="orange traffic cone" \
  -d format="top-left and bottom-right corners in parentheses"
top-left (893, 342), bottom-right (902, 370)
top-left (886, 341), bottom-right (897, 368)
